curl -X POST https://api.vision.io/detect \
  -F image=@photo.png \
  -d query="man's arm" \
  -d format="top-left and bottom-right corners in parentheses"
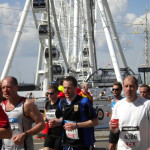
top-left (23, 100), bottom-right (45, 135)
top-left (13, 100), bottom-right (45, 145)
top-left (64, 118), bottom-right (98, 130)
top-left (49, 117), bottom-right (63, 128)
top-left (0, 106), bottom-right (12, 139)
top-left (77, 118), bottom-right (98, 128)
top-left (0, 128), bottom-right (12, 139)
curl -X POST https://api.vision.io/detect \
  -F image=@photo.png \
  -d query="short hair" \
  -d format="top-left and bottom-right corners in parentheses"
top-left (48, 85), bottom-right (59, 92)
top-left (46, 85), bottom-right (59, 97)
top-left (3, 76), bottom-right (18, 86)
top-left (123, 76), bottom-right (138, 87)
top-left (63, 76), bottom-right (77, 87)
top-left (113, 81), bottom-right (122, 91)
top-left (140, 84), bottom-right (150, 92)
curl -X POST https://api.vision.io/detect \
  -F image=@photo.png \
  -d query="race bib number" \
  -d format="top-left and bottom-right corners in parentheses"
top-left (64, 120), bottom-right (79, 140)
top-left (66, 129), bottom-right (79, 139)
top-left (46, 109), bottom-right (56, 120)
top-left (119, 126), bottom-right (140, 149)
top-left (9, 118), bottom-right (19, 132)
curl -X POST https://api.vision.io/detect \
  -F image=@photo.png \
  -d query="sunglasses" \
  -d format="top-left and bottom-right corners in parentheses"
top-left (47, 92), bottom-right (55, 95)
top-left (112, 88), bottom-right (120, 91)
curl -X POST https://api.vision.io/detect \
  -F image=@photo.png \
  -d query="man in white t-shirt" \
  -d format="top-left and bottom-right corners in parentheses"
top-left (110, 76), bottom-right (150, 150)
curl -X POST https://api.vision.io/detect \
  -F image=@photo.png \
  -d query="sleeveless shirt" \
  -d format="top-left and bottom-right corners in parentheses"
top-left (45, 99), bottom-right (62, 136)
top-left (1, 97), bottom-right (34, 150)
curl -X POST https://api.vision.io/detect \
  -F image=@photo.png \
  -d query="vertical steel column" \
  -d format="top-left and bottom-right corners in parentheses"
top-left (97, 0), bottom-right (122, 83)
top-left (1, 0), bottom-right (31, 80)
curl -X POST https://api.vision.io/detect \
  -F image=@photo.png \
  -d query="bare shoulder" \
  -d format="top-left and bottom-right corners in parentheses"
top-left (23, 99), bottom-right (38, 115)
top-left (24, 99), bottom-right (35, 108)
top-left (23, 99), bottom-right (44, 124)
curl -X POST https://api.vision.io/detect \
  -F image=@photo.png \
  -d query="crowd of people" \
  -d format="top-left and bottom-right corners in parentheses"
top-left (0, 75), bottom-right (150, 150)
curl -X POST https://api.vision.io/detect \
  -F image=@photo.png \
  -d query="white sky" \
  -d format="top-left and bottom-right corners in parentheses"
top-left (0, 0), bottom-right (150, 83)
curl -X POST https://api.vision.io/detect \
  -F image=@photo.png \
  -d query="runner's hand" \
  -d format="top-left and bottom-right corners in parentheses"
top-left (13, 133), bottom-right (26, 145)
top-left (48, 119), bottom-right (56, 128)
top-left (64, 122), bottom-right (76, 131)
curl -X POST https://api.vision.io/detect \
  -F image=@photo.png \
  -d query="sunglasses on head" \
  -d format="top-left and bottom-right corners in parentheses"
top-left (112, 88), bottom-right (120, 91)
top-left (47, 92), bottom-right (55, 95)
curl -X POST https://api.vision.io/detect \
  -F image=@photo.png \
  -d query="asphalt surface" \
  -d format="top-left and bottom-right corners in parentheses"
top-left (34, 129), bottom-right (110, 150)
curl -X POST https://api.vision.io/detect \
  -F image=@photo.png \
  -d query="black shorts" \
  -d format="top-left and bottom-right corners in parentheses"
top-left (44, 135), bottom-right (62, 150)
top-left (109, 130), bottom-right (120, 143)
top-left (63, 146), bottom-right (93, 150)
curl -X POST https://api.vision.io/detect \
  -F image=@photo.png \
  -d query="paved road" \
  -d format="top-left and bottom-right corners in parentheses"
top-left (34, 129), bottom-right (109, 150)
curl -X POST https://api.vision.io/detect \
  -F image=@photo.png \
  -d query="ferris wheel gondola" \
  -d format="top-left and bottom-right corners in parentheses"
top-left (83, 48), bottom-right (89, 57)
top-left (44, 47), bottom-right (60, 60)
top-left (53, 64), bottom-right (64, 76)
top-left (82, 61), bottom-right (90, 68)
top-left (32, 0), bottom-right (47, 12)
top-left (38, 24), bottom-right (55, 38)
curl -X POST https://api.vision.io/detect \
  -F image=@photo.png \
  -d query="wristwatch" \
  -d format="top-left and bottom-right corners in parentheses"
top-left (76, 123), bottom-right (79, 129)
top-left (24, 131), bottom-right (30, 138)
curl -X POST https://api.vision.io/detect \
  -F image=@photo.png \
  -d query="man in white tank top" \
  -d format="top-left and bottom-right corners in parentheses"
top-left (1, 76), bottom-right (45, 150)
top-left (110, 76), bottom-right (150, 150)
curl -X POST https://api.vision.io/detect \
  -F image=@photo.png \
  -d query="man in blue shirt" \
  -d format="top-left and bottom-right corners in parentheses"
top-left (49, 76), bottom-right (98, 150)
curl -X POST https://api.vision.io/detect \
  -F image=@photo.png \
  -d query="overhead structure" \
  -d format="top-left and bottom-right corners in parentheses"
top-left (1, 0), bottom-right (140, 91)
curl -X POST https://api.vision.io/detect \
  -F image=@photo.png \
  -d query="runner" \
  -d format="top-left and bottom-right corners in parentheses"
top-left (106, 82), bottom-right (123, 150)
top-left (110, 76), bottom-right (150, 150)
top-left (1, 76), bottom-right (45, 150)
top-left (49, 76), bottom-right (98, 150)
top-left (44, 85), bottom-right (62, 150)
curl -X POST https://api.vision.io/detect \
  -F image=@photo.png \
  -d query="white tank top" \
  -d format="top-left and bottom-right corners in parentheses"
top-left (1, 98), bottom-right (34, 150)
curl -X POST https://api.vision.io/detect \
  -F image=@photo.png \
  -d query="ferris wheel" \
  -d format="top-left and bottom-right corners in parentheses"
top-left (1, 0), bottom-right (133, 91)
top-left (31, 0), bottom-right (97, 89)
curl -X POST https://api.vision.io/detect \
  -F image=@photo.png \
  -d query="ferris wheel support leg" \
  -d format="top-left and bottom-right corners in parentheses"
top-left (97, 0), bottom-right (123, 83)
top-left (102, 0), bottom-right (128, 69)
top-left (1, 0), bottom-right (31, 80)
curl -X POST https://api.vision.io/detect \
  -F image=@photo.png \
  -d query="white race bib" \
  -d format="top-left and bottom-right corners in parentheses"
top-left (46, 109), bottom-right (56, 120)
top-left (66, 129), bottom-right (79, 139)
top-left (64, 120), bottom-right (79, 140)
top-left (119, 131), bottom-right (141, 149)
top-left (9, 118), bottom-right (20, 135)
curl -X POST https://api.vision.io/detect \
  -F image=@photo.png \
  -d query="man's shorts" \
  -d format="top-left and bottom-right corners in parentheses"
top-left (44, 135), bottom-right (62, 150)
top-left (109, 130), bottom-right (120, 143)
top-left (63, 145), bottom-right (93, 150)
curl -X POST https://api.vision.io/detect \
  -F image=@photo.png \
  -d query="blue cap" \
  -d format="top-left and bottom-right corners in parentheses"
top-left (51, 81), bottom-right (58, 85)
